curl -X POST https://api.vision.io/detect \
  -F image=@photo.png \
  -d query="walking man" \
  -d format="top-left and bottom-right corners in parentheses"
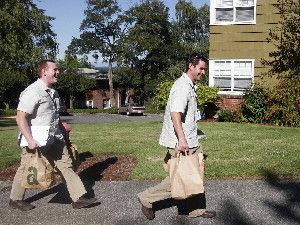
top-left (9, 59), bottom-right (97, 211)
top-left (138, 54), bottom-right (216, 220)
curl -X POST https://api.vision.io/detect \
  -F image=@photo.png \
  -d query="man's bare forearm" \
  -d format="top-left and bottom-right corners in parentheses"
top-left (171, 112), bottom-right (188, 151)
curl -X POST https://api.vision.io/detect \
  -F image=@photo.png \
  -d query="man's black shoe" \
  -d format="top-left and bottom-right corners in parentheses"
top-left (9, 199), bottom-right (35, 211)
top-left (141, 205), bottom-right (155, 220)
top-left (72, 196), bottom-right (97, 209)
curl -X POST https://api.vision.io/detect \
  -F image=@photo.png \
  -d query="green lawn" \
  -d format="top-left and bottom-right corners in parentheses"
top-left (1, 118), bottom-right (299, 180)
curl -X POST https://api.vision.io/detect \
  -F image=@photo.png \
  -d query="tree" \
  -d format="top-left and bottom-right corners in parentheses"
top-left (172, 0), bottom-right (210, 58)
top-left (58, 54), bottom-right (91, 70)
top-left (261, 0), bottom-right (300, 127)
top-left (0, 68), bottom-right (27, 109)
top-left (57, 55), bottom-right (96, 109)
top-left (68, 0), bottom-right (124, 107)
top-left (0, 0), bottom-right (57, 108)
top-left (119, 0), bottom-right (172, 103)
top-left (57, 70), bottom-right (96, 109)
top-left (262, 0), bottom-right (300, 79)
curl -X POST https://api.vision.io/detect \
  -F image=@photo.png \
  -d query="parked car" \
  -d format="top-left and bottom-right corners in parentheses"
top-left (118, 103), bottom-right (145, 116)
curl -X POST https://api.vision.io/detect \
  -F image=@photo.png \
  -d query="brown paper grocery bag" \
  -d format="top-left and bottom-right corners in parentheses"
top-left (21, 150), bottom-right (54, 189)
top-left (168, 152), bottom-right (205, 199)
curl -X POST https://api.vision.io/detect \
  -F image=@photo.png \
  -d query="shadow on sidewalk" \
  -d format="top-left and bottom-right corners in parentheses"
top-left (262, 169), bottom-right (300, 224)
top-left (25, 152), bottom-right (118, 204)
top-left (216, 169), bottom-right (300, 225)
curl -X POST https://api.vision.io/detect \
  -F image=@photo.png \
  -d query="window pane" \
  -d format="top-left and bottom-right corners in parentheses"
top-left (214, 77), bottom-right (232, 91)
top-left (215, 61), bottom-right (232, 77)
top-left (236, 0), bottom-right (254, 6)
top-left (233, 78), bottom-right (252, 91)
top-left (236, 7), bottom-right (254, 22)
top-left (234, 61), bottom-right (252, 77)
top-left (217, 0), bottom-right (233, 7)
top-left (216, 8), bottom-right (234, 22)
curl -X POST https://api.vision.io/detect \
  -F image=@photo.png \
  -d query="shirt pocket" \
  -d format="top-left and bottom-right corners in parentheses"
top-left (38, 94), bottom-right (55, 111)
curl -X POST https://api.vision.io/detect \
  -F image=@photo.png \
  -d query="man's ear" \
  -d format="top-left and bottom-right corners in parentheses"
top-left (42, 68), bottom-right (47, 76)
top-left (188, 63), bottom-right (194, 70)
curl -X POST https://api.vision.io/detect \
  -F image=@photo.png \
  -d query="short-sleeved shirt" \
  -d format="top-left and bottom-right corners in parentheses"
top-left (17, 79), bottom-right (64, 143)
top-left (159, 73), bottom-right (198, 148)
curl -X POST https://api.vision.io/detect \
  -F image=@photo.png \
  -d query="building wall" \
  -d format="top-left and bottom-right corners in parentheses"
top-left (209, 0), bottom-right (282, 110)
top-left (86, 89), bottom-right (121, 109)
top-left (209, 0), bottom-right (280, 88)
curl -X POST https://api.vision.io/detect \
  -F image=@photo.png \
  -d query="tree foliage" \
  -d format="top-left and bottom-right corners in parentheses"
top-left (263, 78), bottom-right (300, 127)
top-left (57, 70), bottom-right (96, 109)
top-left (0, 0), bottom-right (57, 108)
top-left (119, 0), bottom-right (172, 103)
top-left (68, 0), bottom-right (124, 107)
top-left (259, 0), bottom-right (300, 127)
top-left (58, 54), bottom-right (91, 70)
top-left (262, 0), bottom-right (300, 79)
top-left (57, 55), bottom-right (96, 109)
top-left (152, 79), bottom-right (219, 112)
top-left (172, 1), bottom-right (210, 57)
top-left (241, 86), bottom-right (269, 124)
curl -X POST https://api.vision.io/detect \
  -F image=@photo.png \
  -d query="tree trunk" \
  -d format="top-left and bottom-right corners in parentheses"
top-left (70, 95), bottom-right (75, 109)
top-left (4, 102), bottom-right (10, 110)
top-left (108, 60), bottom-right (116, 107)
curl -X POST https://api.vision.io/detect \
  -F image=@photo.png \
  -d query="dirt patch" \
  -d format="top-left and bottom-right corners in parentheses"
top-left (0, 154), bottom-right (137, 182)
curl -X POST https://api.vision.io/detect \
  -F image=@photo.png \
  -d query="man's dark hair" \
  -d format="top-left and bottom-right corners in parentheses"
top-left (185, 53), bottom-right (208, 71)
top-left (38, 59), bottom-right (55, 77)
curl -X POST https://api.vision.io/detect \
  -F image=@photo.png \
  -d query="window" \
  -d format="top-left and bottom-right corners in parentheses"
top-left (103, 99), bottom-right (111, 109)
top-left (211, 0), bottom-right (256, 24)
top-left (209, 59), bottom-right (254, 94)
top-left (86, 100), bottom-right (93, 108)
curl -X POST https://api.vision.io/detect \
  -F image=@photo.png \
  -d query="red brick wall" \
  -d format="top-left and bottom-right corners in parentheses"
top-left (86, 89), bottom-right (119, 109)
top-left (217, 95), bottom-right (244, 111)
top-left (86, 90), bottom-right (108, 109)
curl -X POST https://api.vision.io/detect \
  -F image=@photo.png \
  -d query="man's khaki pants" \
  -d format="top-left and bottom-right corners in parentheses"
top-left (138, 146), bottom-right (207, 217)
top-left (10, 139), bottom-right (86, 202)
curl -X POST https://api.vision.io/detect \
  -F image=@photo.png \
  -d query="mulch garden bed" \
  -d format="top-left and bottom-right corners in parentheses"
top-left (0, 154), bottom-right (137, 182)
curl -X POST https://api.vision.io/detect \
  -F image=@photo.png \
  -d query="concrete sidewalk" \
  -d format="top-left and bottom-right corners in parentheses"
top-left (0, 179), bottom-right (299, 225)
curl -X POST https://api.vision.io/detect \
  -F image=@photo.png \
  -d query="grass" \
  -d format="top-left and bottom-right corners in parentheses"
top-left (0, 118), bottom-right (299, 180)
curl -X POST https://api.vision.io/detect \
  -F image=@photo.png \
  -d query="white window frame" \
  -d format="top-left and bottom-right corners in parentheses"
top-left (86, 100), bottom-right (94, 108)
top-left (209, 59), bottom-right (255, 95)
top-left (103, 99), bottom-right (111, 109)
top-left (210, 0), bottom-right (256, 25)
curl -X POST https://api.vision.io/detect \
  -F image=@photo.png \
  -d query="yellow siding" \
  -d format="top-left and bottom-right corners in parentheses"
top-left (209, 0), bottom-right (281, 88)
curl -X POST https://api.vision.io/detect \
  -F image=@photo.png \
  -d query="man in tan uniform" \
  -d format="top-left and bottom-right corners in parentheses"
top-left (138, 54), bottom-right (216, 220)
top-left (9, 59), bottom-right (97, 211)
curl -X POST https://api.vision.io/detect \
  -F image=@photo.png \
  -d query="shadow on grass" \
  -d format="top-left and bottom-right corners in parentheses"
top-left (0, 119), bottom-right (17, 127)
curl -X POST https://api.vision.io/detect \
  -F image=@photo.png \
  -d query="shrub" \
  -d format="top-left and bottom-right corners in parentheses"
top-left (152, 80), bottom-right (174, 111)
top-left (263, 78), bottom-right (300, 127)
top-left (241, 86), bottom-right (269, 123)
top-left (196, 85), bottom-right (219, 118)
top-left (153, 80), bottom-right (219, 113)
top-left (217, 109), bottom-right (244, 123)
top-left (144, 98), bottom-right (164, 114)
top-left (67, 107), bottom-right (118, 114)
top-left (0, 109), bottom-right (17, 116)
top-left (217, 109), bottom-right (234, 122)
top-left (196, 85), bottom-right (219, 111)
